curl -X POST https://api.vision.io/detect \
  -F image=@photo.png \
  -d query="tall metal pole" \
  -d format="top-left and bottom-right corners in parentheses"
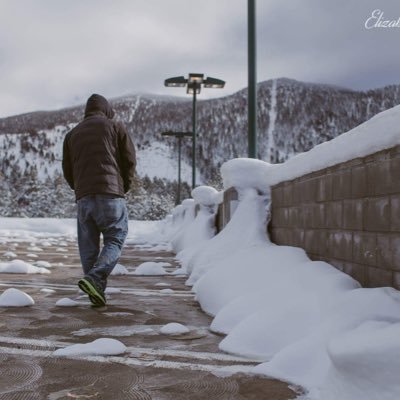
top-left (192, 88), bottom-right (197, 189)
top-left (248, 0), bottom-right (257, 158)
top-left (177, 136), bottom-right (182, 205)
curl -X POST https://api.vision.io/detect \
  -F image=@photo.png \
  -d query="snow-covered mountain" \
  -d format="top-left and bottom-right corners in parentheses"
top-left (1, 78), bottom-right (400, 218)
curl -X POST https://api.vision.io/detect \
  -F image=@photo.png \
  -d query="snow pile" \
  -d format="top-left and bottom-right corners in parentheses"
top-left (54, 338), bottom-right (126, 356)
top-left (185, 188), bottom-right (270, 285)
top-left (0, 218), bottom-right (76, 237)
top-left (34, 260), bottom-right (52, 269)
top-left (164, 132), bottom-right (400, 399)
top-left (3, 251), bottom-right (17, 258)
top-left (160, 322), bottom-right (190, 335)
top-left (160, 288), bottom-right (175, 294)
top-left (111, 263), bottom-right (129, 275)
top-left (133, 261), bottom-right (170, 275)
top-left (191, 186), bottom-right (221, 206)
top-left (0, 259), bottom-right (51, 274)
top-left (174, 186), bottom-right (221, 273)
top-left (170, 199), bottom-right (197, 252)
top-left (319, 320), bottom-right (400, 400)
top-left (221, 158), bottom-right (275, 193)
top-left (56, 298), bottom-right (80, 307)
top-left (126, 220), bottom-right (171, 247)
top-left (0, 288), bottom-right (35, 307)
top-left (41, 288), bottom-right (56, 294)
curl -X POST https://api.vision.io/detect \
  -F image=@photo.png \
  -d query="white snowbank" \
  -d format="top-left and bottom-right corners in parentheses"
top-left (0, 218), bottom-right (76, 237)
top-left (126, 220), bottom-right (162, 243)
top-left (0, 288), bottom-right (34, 307)
top-left (162, 124), bottom-right (400, 400)
top-left (185, 188), bottom-right (270, 285)
top-left (319, 320), bottom-right (400, 400)
top-left (133, 262), bottom-right (170, 275)
top-left (54, 338), bottom-right (126, 356)
top-left (160, 322), bottom-right (190, 335)
top-left (0, 259), bottom-right (51, 274)
top-left (170, 199), bottom-right (197, 252)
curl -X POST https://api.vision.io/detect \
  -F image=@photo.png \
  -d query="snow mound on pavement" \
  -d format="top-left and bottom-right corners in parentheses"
top-left (111, 263), bottom-right (129, 275)
top-left (0, 259), bottom-right (51, 274)
top-left (56, 298), bottom-right (80, 307)
top-left (160, 323), bottom-right (190, 335)
top-left (0, 288), bottom-right (34, 307)
top-left (54, 338), bottom-right (126, 356)
top-left (133, 262), bottom-right (170, 275)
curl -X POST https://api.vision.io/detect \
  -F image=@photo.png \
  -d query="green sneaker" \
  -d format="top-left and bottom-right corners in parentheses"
top-left (78, 277), bottom-right (106, 307)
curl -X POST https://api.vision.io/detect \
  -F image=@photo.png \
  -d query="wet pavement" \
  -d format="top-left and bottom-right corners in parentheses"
top-left (0, 236), bottom-right (297, 399)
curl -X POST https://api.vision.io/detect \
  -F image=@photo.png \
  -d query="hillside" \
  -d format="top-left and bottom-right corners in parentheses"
top-left (1, 78), bottom-right (400, 219)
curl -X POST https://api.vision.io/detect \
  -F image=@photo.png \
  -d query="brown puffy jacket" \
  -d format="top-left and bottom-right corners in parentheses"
top-left (62, 94), bottom-right (136, 200)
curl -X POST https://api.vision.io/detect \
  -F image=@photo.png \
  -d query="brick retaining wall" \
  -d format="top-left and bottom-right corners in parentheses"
top-left (269, 145), bottom-right (400, 288)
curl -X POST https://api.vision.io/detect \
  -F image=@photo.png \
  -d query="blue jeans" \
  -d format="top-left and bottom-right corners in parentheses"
top-left (77, 194), bottom-right (128, 290)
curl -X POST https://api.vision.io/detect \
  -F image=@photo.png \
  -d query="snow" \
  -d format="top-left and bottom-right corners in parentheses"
top-left (221, 158), bottom-right (274, 194)
top-left (0, 218), bottom-right (76, 237)
top-left (221, 105), bottom-right (400, 191)
top-left (135, 141), bottom-right (200, 184)
top-left (0, 288), bottom-right (34, 307)
top-left (270, 104), bottom-right (400, 184)
top-left (111, 263), bottom-right (129, 275)
top-left (0, 259), bottom-right (51, 274)
top-left (184, 188), bottom-right (270, 285)
top-left (3, 251), bottom-right (17, 258)
top-left (191, 186), bottom-right (220, 206)
top-left (34, 260), bottom-right (52, 268)
top-left (56, 298), bottom-right (80, 307)
top-left (319, 321), bottom-right (400, 400)
top-left (54, 338), bottom-right (127, 356)
top-left (105, 287), bottom-right (122, 294)
top-left (2, 103), bottom-right (400, 398)
top-left (40, 288), bottom-right (56, 294)
top-left (160, 323), bottom-right (190, 335)
top-left (161, 111), bottom-right (400, 399)
top-left (133, 262), bottom-right (170, 275)
top-left (160, 288), bottom-right (175, 294)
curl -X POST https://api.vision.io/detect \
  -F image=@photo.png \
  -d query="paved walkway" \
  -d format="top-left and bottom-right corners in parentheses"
top-left (0, 237), bottom-right (297, 399)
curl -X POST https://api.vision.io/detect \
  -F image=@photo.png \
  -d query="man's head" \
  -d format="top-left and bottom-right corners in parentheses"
top-left (84, 94), bottom-right (115, 119)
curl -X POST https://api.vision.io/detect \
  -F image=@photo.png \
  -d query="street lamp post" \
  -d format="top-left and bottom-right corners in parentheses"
top-left (164, 73), bottom-right (225, 190)
top-left (248, 0), bottom-right (257, 158)
top-left (161, 130), bottom-right (193, 205)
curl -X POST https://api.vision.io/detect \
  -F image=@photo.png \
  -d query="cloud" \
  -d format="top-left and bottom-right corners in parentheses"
top-left (0, 0), bottom-right (399, 117)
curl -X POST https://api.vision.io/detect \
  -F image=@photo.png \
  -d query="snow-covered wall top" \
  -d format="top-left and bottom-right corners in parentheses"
top-left (270, 104), bottom-right (400, 185)
top-left (221, 104), bottom-right (400, 191)
top-left (221, 158), bottom-right (274, 194)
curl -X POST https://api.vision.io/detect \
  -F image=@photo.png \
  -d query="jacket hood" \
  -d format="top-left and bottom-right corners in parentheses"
top-left (84, 94), bottom-right (115, 119)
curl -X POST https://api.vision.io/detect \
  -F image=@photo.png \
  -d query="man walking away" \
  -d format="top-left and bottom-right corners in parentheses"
top-left (62, 93), bottom-right (136, 307)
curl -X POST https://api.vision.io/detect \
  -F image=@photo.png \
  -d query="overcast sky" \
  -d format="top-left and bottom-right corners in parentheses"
top-left (0, 0), bottom-right (400, 117)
